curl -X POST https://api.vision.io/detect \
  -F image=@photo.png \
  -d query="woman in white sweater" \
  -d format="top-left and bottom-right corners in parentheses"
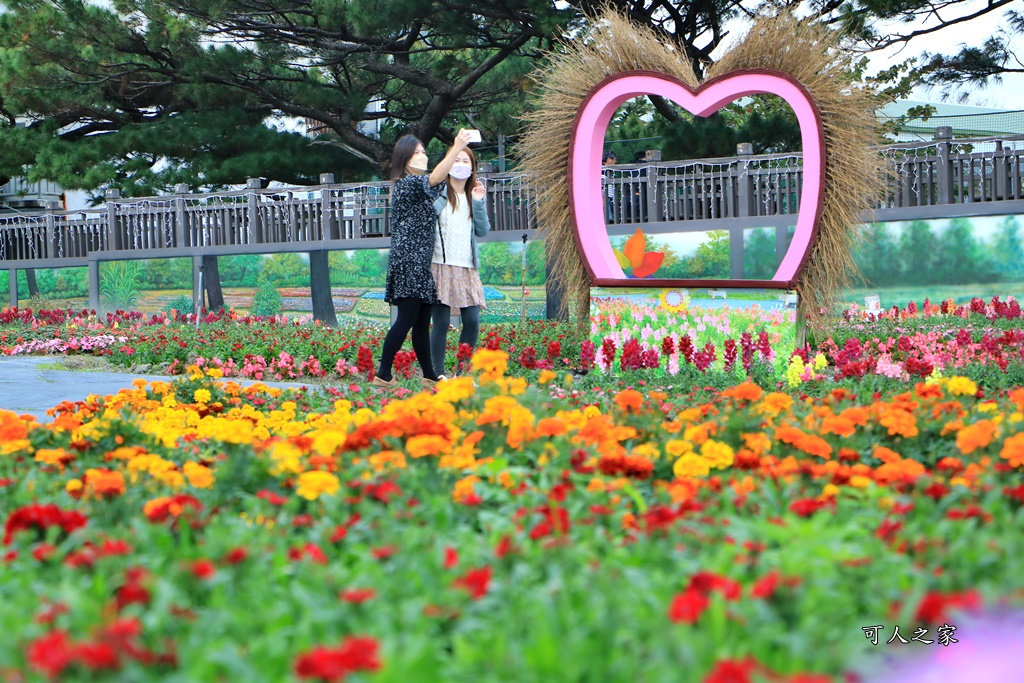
top-left (430, 147), bottom-right (491, 376)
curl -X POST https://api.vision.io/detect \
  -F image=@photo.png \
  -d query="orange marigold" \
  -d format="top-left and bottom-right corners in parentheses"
top-left (1009, 388), bottom-right (1024, 412)
top-left (873, 446), bottom-right (902, 464)
top-left (820, 414), bottom-right (856, 438)
top-left (999, 433), bottom-right (1024, 468)
top-left (878, 407), bottom-right (919, 438)
top-left (534, 418), bottom-right (568, 438)
top-left (84, 468), bottom-right (126, 498)
top-left (757, 393), bottom-right (794, 417)
top-left (613, 390), bottom-right (644, 414)
top-left (721, 382), bottom-right (763, 402)
top-left (956, 420), bottom-right (997, 455)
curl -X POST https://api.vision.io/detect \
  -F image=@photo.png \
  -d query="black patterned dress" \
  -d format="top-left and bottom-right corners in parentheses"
top-left (384, 175), bottom-right (445, 305)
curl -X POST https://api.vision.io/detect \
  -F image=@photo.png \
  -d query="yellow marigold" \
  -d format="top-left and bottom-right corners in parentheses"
top-left (613, 389), bottom-right (644, 414)
top-left (947, 376), bottom-right (978, 397)
top-left (999, 432), bottom-right (1024, 468)
top-left (452, 474), bottom-right (480, 502)
top-left (684, 422), bottom-right (716, 445)
top-left (476, 396), bottom-right (522, 425)
top-left (268, 441), bottom-right (304, 476)
top-left (956, 419), bottom-right (997, 455)
top-left (470, 349), bottom-right (508, 382)
top-left (699, 439), bottom-right (735, 470)
top-left (632, 443), bottom-right (660, 460)
top-left (193, 389), bottom-right (212, 405)
top-left (665, 439), bottom-right (693, 458)
top-left (84, 468), bottom-right (126, 498)
top-left (65, 479), bottom-right (83, 497)
top-left (848, 475), bottom-right (872, 488)
top-left (35, 448), bottom-right (74, 468)
top-left (582, 405), bottom-right (601, 420)
top-left (183, 462), bottom-right (215, 489)
top-left (368, 450), bottom-right (407, 472)
top-left (673, 453), bottom-right (710, 479)
top-left (537, 370), bottom-right (558, 385)
top-left (206, 368), bottom-right (224, 379)
top-left (295, 470), bottom-right (340, 501)
top-left (406, 434), bottom-right (451, 458)
top-left (757, 393), bottom-right (794, 417)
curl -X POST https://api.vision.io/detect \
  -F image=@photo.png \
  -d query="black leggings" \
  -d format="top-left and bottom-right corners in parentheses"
top-left (377, 298), bottom-right (438, 381)
top-left (430, 305), bottom-right (481, 375)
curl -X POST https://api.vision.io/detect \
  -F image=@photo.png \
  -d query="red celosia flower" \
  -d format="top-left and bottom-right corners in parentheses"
top-left (668, 588), bottom-right (708, 624)
top-left (751, 571), bottom-right (780, 600)
top-left (453, 566), bottom-right (492, 600)
top-left (32, 543), bottom-right (58, 562)
top-left (73, 642), bottom-right (120, 671)
top-left (340, 588), bottom-right (376, 604)
top-left (294, 636), bottom-right (381, 682)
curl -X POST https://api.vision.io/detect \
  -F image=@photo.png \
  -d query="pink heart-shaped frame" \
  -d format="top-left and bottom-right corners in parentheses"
top-left (568, 69), bottom-right (825, 289)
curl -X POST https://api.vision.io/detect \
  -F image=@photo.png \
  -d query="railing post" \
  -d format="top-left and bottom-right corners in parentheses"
top-left (736, 143), bottom-right (753, 218)
top-left (44, 202), bottom-right (58, 260)
top-left (935, 126), bottom-right (954, 205)
top-left (87, 260), bottom-right (100, 313)
top-left (173, 183), bottom-right (189, 249)
top-left (8, 269), bottom-right (18, 308)
top-left (994, 140), bottom-right (1007, 201)
top-left (192, 255), bottom-right (204, 312)
top-left (105, 188), bottom-right (121, 251)
top-left (319, 173), bottom-right (336, 241)
top-left (646, 164), bottom-right (660, 223)
top-left (247, 178), bottom-right (263, 244)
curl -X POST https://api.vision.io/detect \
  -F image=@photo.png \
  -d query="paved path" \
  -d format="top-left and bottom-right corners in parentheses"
top-left (0, 357), bottom-right (314, 422)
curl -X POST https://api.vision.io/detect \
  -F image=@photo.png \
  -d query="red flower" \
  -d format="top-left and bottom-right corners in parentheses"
top-left (443, 546), bottom-right (459, 570)
top-left (290, 543), bottom-right (328, 565)
top-left (294, 636), bottom-right (381, 682)
top-left (3, 504), bottom-right (88, 545)
top-left (329, 525), bottom-right (349, 543)
top-left (256, 489), bottom-right (288, 506)
top-left (190, 559), bottom-right (217, 580)
top-left (668, 588), bottom-right (708, 624)
top-left (32, 543), bottom-right (58, 562)
top-left (495, 535), bottom-right (516, 559)
top-left (703, 657), bottom-right (757, 683)
top-left (751, 571), bottom-right (780, 600)
top-left (371, 545), bottom-right (397, 561)
top-left (26, 630), bottom-right (76, 678)
top-left (340, 588), bottom-right (376, 604)
top-left (453, 566), bottom-right (493, 600)
top-left (222, 547), bottom-right (248, 565)
top-left (73, 642), bottom-right (120, 671)
top-left (788, 498), bottom-right (828, 518)
top-left (914, 589), bottom-right (981, 624)
top-left (688, 571), bottom-right (741, 601)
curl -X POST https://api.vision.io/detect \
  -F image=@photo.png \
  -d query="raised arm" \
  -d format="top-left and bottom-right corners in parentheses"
top-left (428, 129), bottom-right (473, 187)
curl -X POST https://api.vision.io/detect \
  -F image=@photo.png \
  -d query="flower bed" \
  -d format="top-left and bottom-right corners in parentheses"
top-left (1, 354), bottom-right (1023, 681)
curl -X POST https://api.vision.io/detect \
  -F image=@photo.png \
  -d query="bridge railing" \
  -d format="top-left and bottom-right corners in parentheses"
top-left (3, 132), bottom-right (1024, 269)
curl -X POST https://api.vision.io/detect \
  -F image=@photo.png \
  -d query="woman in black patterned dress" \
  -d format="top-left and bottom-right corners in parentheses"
top-left (375, 129), bottom-right (474, 387)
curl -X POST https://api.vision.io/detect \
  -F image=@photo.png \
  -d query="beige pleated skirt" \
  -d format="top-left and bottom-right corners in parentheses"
top-left (430, 263), bottom-right (487, 310)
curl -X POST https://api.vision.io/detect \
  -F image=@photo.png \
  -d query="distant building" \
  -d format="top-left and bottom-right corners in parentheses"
top-left (0, 177), bottom-right (64, 213)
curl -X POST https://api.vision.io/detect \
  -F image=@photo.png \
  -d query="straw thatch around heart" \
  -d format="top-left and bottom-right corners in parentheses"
top-left (518, 9), bottom-right (882, 331)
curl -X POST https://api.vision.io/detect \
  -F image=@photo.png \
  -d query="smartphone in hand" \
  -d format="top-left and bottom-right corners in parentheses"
top-left (465, 129), bottom-right (482, 143)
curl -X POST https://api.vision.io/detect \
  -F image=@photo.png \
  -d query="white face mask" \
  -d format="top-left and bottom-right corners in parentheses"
top-left (408, 153), bottom-right (428, 172)
top-left (449, 164), bottom-right (473, 180)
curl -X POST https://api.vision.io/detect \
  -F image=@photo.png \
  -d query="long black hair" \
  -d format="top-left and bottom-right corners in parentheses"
top-left (390, 135), bottom-right (423, 181)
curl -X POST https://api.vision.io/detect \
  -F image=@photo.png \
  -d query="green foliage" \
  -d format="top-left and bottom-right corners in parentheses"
top-left (99, 261), bottom-right (144, 312)
top-left (744, 228), bottom-right (777, 279)
top-left (251, 275), bottom-right (283, 317)
top-left (165, 294), bottom-right (194, 316)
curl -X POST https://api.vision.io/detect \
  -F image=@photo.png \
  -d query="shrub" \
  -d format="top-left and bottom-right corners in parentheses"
top-left (251, 277), bottom-right (282, 317)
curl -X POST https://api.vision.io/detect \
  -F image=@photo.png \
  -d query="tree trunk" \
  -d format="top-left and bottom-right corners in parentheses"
top-left (309, 250), bottom-right (338, 327)
top-left (545, 241), bottom-right (568, 322)
top-left (202, 255), bottom-right (224, 311)
top-left (25, 269), bottom-right (38, 298)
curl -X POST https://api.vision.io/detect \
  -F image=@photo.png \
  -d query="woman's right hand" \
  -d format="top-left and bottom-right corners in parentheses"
top-left (453, 129), bottom-right (473, 151)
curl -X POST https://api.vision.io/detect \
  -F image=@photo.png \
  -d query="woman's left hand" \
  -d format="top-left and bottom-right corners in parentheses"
top-left (471, 181), bottom-right (486, 201)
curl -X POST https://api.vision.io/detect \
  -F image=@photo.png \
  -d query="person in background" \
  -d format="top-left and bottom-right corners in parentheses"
top-left (430, 147), bottom-right (491, 376)
top-left (602, 150), bottom-right (617, 222)
top-left (374, 129), bottom-right (474, 388)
